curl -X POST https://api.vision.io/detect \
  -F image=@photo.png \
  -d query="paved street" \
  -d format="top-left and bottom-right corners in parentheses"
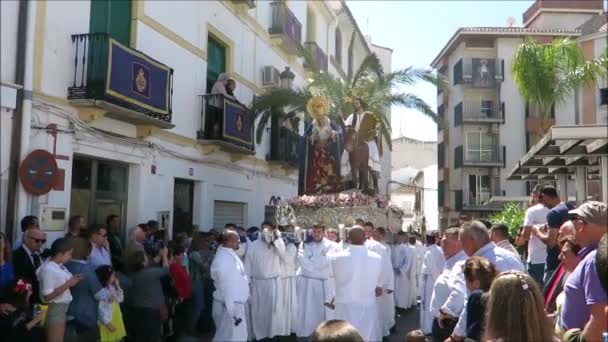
top-left (390, 305), bottom-right (421, 342)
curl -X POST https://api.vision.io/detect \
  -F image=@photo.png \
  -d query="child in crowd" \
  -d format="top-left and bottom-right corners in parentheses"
top-left (169, 244), bottom-right (192, 340)
top-left (36, 238), bottom-right (82, 342)
top-left (96, 265), bottom-right (126, 342)
top-left (0, 278), bottom-right (45, 340)
top-left (462, 256), bottom-right (497, 342)
top-left (405, 329), bottom-right (428, 342)
top-left (483, 271), bottom-right (557, 342)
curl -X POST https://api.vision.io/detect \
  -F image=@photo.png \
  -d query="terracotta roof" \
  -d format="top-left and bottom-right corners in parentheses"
top-left (576, 11), bottom-right (608, 35)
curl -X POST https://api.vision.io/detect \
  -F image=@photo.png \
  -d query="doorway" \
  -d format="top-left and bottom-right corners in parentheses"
top-left (173, 179), bottom-right (194, 236)
top-left (70, 157), bottom-right (128, 231)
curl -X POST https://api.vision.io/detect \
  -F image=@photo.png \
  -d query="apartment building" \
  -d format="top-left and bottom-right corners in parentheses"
top-left (1, 0), bottom-right (388, 244)
top-left (431, 0), bottom-right (605, 228)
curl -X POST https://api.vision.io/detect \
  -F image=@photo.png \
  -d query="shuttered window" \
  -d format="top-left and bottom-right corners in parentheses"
top-left (207, 36), bottom-right (227, 93)
top-left (213, 201), bottom-right (245, 229)
top-left (89, 0), bottom-right (132, 46)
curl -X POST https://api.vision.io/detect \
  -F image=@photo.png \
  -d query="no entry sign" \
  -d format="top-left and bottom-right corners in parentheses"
top-left (19, 149), bottom-right (59, 196)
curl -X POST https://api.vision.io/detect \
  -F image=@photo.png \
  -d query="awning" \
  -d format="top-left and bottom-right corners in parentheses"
top-left (507, 125), bottom-right (608, 181)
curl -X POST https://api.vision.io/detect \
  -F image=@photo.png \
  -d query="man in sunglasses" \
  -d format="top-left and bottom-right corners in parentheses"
top-left (12, 228), bottom-right (47, 303)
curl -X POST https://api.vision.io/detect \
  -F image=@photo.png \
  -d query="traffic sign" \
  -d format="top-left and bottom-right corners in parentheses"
top-left (19, 149), bottom-right (59, 196)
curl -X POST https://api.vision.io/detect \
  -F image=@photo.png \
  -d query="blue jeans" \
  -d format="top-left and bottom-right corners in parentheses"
top-left (527, 262), bottom-right (545, 287)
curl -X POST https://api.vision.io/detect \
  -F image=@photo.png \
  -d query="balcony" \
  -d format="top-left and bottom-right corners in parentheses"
top-left (455, 145), bottom-right (505, 167)
top-left (230, 0), bottom-right (256, 9)
top-left (268, 127), bottom-right (300, 167)
top-left (457, 58), bottom-right (503, 87)
top-left (198, 94), bottom-right (254, 154)
top-left (68, 33), bottom-right (174, 129)
top-left (462, 100), bottom-right (504, 124)
top-left (303, 41), bottom-right (328, 72)
top-left (269, 2), bottom-right (302, 55)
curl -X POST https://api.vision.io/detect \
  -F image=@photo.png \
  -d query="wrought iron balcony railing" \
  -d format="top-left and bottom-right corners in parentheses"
top-left (303, 41), bottom-right (328, 72)
top-left (268, 127), bottom-right (300, 167)
top-left (269, 2), bottom-right (302, 54)
top-left (198, 94), bottom-right (254, 153)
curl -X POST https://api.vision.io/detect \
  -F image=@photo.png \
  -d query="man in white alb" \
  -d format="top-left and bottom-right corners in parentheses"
top-left (331, 226), bottom-right (383, 342)
top-left (279, 227), bottom-right (299, 336)
top-left (295, 224), bottom-right (339, 338)
top-left (419, 233), bottom-right (445, 334)
top-left (373, 227), bottom-right (396, 337)
top-left (516, 184), bottom-right (548, 287)
top-left (210, 230), bottom-right (249, 342)
top-left (414, 233), bottom-right (426, 301)
top-left (393, 232), bottom-right (415, 312)
top-left (244, 222), bottom-right (287, 340)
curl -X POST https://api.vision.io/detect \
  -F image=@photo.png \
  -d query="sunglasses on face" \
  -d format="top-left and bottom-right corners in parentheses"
top-left (30, 237), bottom-right (46, 244)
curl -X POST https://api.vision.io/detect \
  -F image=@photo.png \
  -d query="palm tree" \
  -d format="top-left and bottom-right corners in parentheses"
top-left (253, 35), bottom-right (445, 149)
top-left (512, 37), bottom-right (607, 127)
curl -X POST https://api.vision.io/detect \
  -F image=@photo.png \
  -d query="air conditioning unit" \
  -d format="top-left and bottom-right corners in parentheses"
top-left (262, 66), bottom-right (280, 87)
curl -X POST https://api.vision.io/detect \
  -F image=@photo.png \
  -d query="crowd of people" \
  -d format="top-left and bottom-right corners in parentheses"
top-left (0, 184), bottom-right (605, 342)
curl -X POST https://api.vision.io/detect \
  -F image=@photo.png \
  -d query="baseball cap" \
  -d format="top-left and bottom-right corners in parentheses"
top-left (569, 201), bottom-right (607, 226)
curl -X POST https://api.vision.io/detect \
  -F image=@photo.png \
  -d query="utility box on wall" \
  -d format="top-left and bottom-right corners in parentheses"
top-left (39, 207), bottom-right (67, 231)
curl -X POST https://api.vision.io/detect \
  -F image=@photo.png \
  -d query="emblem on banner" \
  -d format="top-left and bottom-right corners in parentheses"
top-left (131, 63), bottom-right (150, 98)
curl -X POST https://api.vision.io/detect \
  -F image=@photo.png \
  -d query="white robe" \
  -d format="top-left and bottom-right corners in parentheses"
top-left (340, 111), bottom-right (381, 176)
top-left (394, 243), bottom-right (415, 309)
top-left (295, 238), bottom-right (339, 337)
top-left (331, 245), bottom-right (383, 342)
top-left (278, 242), bottom-right (298, 335)
top-left (243, 236), bottom-right (287, 340)
top-left (210, 247), bottom-right (250, 342)
top-left (419, 244), bottom-right (445, 334)
top-left (379, 242), bottom-right (396, 336)
top-left (365, 239), bottom-right (394, 338)
top-left (408, 244), bottom-right (419, 307)
top-left (414, 241), bottom-right (426, 300)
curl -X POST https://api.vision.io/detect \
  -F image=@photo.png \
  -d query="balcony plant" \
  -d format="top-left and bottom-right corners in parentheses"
top-left (253, 33), bottom-right (446, 149)
top-left (512, 38), bottom-right (607, 133)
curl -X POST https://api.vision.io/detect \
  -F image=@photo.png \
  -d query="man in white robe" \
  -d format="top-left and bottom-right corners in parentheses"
top-left (429, 228), bottom-right (467, 341)
top-left (394, 232), bottom-right (415, 311)
top-left (243, 223), bottom-right (287, 340)
top-left (210, 231), bottom-right (249, 342)
top-left (363, 222), bottom-right (393, 338)
top-left (419, 233), bottom-right (445, 334)
top-left (295, 225), bottom-right (338, 338)
top-left (373, 227), bottom-right (396, 337)
top-left (414, 234), bottom-right (426, 300)
top-left (331, 226), bottom-right (383, 342)
top-left (278, 231), bottom-right (299, 336)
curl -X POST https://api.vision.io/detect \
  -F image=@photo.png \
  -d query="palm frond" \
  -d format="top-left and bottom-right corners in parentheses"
top-left (385, 67), bottom-right (446, 89)
top-left (347, 31), bottom-right (357, 82)
top-left (352, 53), bottom-right (384, 88)
top-left (387, 93), bottom-right (439, 123)
top-left (251, 88), bottom-right (309, 114)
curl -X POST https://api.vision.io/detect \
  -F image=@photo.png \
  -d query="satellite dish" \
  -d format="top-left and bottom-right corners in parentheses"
top-left (506, 16), bottom-right (516, 27)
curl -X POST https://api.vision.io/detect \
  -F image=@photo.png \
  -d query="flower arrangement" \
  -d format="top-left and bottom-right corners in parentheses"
top-left (306, 95), bottom-right (330, 120)
top-left (287, 192), bottom-right (405, 219)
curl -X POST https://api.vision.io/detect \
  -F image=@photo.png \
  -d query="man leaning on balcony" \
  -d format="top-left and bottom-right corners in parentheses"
top-left (211, 73), bottom-right (236, 101)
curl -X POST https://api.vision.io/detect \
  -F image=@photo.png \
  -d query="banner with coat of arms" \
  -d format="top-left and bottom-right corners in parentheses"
top-left (105, 38), bottom-right (172, 116)
top-left (223, 98), bottom-right (253, 148)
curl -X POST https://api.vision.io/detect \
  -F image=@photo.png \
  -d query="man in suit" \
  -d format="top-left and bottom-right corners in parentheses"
top-left (13, 228), bottom-right (47, 303)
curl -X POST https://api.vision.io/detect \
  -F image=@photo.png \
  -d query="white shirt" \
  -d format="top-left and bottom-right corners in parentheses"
top-left (331, 245), bottom-right (382, 305)
top-left (523, 203), bottom-right (549, 264)
top-left (429, 250), bottom-right (467, 318)
top-left (496, 239), bottom-right (520, 258)
top-left (244, 236), bottom-right (286, 279)
top-left (345, 111), bottom-right (367, 133)
top-left (211, 246), bottom-right (249, 317)
top-left (297, 238), bottom-right (337, 280)
top-left (21, 244), bottom-right (42, 268)
top-left (36, 260), bottom-right (73, 304)
top-left (98, 285), bottom-right (124, 324)
top-left (453, 242), bottom-right (525, 337)
top-left (421, 244), bottom-right (445, 279)
top-left (89, 244), bottom-right (112, 268)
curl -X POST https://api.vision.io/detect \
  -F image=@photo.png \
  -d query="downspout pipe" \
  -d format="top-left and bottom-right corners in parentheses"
top-left (5, 0), bottom-right (36, 243)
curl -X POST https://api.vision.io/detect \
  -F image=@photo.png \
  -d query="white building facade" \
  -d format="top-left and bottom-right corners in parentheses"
top-left (1, 0), bottom-right (389, 243)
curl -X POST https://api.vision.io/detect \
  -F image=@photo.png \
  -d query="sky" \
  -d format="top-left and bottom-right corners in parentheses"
top-left (347, 0), bottom-right (535, 142)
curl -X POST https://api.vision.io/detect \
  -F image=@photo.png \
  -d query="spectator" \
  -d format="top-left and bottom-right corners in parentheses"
top-left (13, 228), bottom-right (47, 304)
top-left (484, 271), bottom-right (556, 342)
top-left (95, 265), bottom-right (126, 342)
top-left (0, 232), bottom-right (15, 297)
top-left (15, 216), bottom-right (40, 248)
top-left (449, 220), bottom-right (524, 341)
top-left (548, 237), bottom-right (581, 337)
top-left (0, 279), bottom-right (44, 340)
top-left (560, 201), bottom-right (607, 341)
top-left (127, 248), bottom-right (169, 342)
top-left (124, 225), bottom-right (146, 258)
top-left (66, 215), bottom-right (86, 238)
top-left (211, 73), bottom-right (234, 100)
top-left (462, 256), bottom-right (497, 341)
top-left (543, 220), bottom-right (577, 313)
top-left (489, 223), bottom-right (519, 257)
top-left (311, 320), bottom-right (364, 342)
top-left (429, 228), bottom-right (467, 342)
top-left (596, 233), bottom-right (607, 294)
top-left (147, 220), bottom-right (161, 241)
top-left (534, 185), bottom-right (573, 282)
top-left (36, 238), bottom-right (81, 342)
top-left (169, 244), bottom-right (192, 340)
top-left (106, 215), bottom-right (123, 269)
top-left (188, 232), bottom-right (208, 333)
top-left (325, 228), bottom-right (339, 243)
top-left (89, 224), bottom-right (112, 268)
top-left (518, 184), bottom-right (549, 287)
top-left (64, 237), bottom-right (111, 342)
top-left (405, 329), bottom-right (428, 342)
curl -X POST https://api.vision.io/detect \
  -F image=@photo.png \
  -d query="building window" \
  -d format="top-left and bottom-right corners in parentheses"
top-left (89, 0), bottom-right (132, 46)
top-left (481, 100), bottom-right (494, 117)
top-left (468, 175), bottom-right (490, 205)
top-left (454, 102), bottom-right (463, 126)
top-left (206, 36), bottom-right (227, 93)
top-left (438, 181), bottom-right (445, 207)
top-left (438, 142), bottom-right (445, 167)
top-left (466, 131), bottom-right (496, 161)
top-left (600, 88), bottom-right (608, 105)
top-left (453, 59), bottom-right (463, 85)
top-left (335, 27), bottom-right (342, 65)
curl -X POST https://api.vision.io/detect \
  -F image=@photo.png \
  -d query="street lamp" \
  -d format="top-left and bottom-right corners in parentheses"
top-left (279, 66), bottom-right (295, 90)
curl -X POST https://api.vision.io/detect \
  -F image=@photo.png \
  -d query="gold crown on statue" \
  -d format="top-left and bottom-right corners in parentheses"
top-left (307, 96), bottom-right (330, 120)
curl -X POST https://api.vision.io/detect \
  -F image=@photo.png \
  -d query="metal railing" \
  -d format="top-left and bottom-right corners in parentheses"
top-left (269, 127), bottom-right (300, 167)
top-left (464, 145), bottom-right (504, 164)
top-left (462, 100), bottom-right (504, 122)
top-left (269, 2), bottom-right (302, 47)
top-left (461, 57), bottom-right (503, 87)
top-left (303, 41), bottom-right (328, 72)
top-left (198, 94), bottom-right (254, 152)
